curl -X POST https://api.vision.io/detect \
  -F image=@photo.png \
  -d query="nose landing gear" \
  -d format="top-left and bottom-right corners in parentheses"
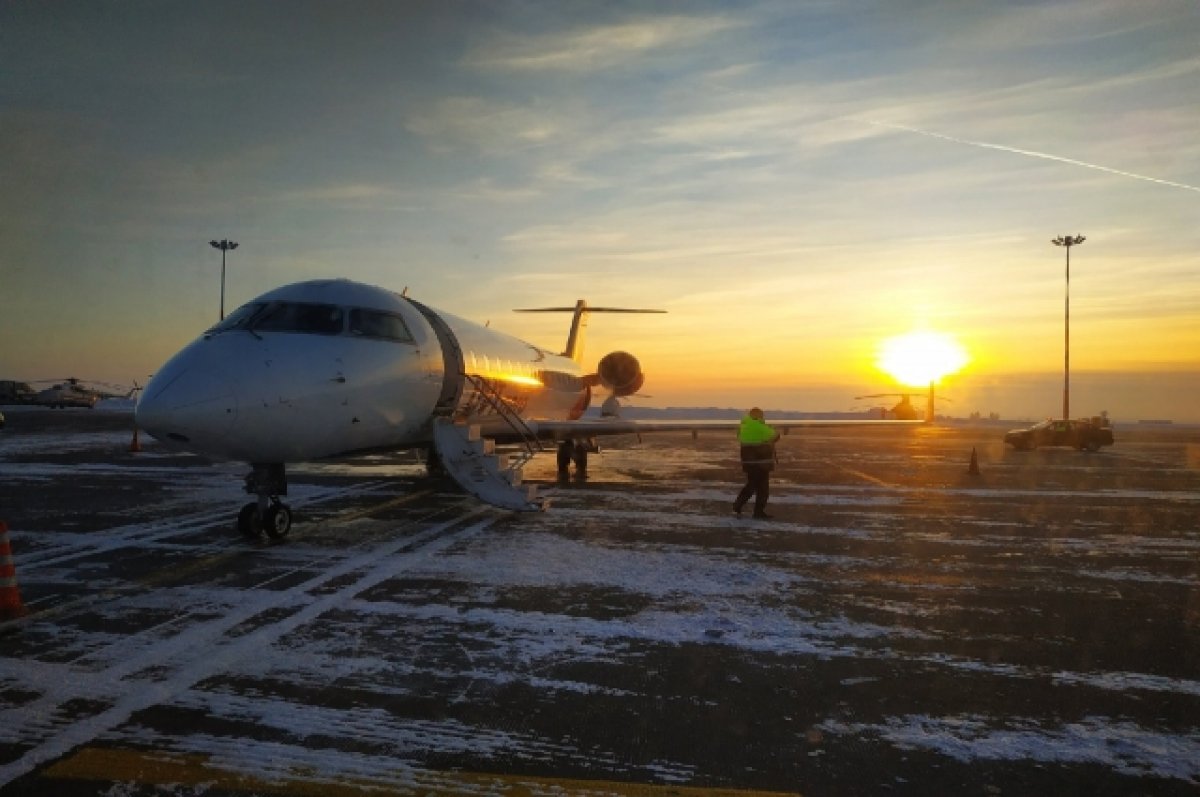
top-left (237, 463), bottom-right (293, 541)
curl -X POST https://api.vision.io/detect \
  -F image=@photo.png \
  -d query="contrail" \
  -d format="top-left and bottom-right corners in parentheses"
top-left (862, 119), bottom-right (1200, 194)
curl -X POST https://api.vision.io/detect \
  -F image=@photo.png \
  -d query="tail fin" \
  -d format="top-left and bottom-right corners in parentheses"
top-left (514, 300), bottom-right (666, 364)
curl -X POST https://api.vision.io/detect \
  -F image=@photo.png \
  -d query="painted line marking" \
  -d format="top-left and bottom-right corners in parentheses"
top-left (0, 488), bottom-right (438, 632)
top-left (0, 505), bottom-right (488, 787)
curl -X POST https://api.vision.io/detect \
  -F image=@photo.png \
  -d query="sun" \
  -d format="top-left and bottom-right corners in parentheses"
top-left (877, 330), bottom-right (969, 387)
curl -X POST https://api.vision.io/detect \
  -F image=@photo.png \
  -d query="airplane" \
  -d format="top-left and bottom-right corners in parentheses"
top-left (136, 278), bottom-right (924, 541)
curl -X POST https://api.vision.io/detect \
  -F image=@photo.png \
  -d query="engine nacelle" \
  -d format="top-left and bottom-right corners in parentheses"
top-left (595, 350), bottom-right (644, 397)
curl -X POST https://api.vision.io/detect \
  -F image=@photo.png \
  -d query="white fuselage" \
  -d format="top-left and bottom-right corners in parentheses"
top-left (135, 279), bottom-right (590, 463)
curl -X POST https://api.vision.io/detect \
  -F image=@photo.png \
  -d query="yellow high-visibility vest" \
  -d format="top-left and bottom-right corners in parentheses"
top-left (738, 416), bottom-right (777, 444)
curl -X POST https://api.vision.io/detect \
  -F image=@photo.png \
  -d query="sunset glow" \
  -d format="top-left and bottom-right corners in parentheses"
top-left (2, 4), bottom-right (1198, 421)
top-left (877, 331), bottom-right (970, 388)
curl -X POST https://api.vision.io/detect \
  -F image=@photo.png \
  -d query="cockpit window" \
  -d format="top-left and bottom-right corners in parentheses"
top-left (206, 301), bottom-right (410, 340)
top-left (252, 302), bottom-right (344, 335)
top-left (207, 302), bottom-right (266, 334)
top-left (349, 308), bottom-right (414, 342)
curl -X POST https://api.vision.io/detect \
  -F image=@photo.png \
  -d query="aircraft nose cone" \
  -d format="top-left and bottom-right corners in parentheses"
top-left (136, 366), bottom-right (238, 447)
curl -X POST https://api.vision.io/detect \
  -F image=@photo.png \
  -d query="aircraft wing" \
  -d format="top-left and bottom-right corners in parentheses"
top-left (527, 418), bottom-right (924, 438)
top-left (434, 416), bottom-right (924, 513)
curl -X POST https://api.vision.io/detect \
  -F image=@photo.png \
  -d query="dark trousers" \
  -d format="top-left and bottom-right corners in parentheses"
top-left (734, 466), bottom-right (771, 515)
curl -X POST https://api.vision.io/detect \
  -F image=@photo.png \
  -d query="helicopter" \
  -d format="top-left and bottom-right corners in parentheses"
top-left (855, 390), bottom-right (952, 421)
top-left (30, 378), bottom-right (138, 409)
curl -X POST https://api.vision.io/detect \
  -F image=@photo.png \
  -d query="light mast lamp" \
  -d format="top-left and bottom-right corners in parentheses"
top-left (1051, 234), bottom-right (1085, 421)
top-left (210, 239), bottom-right (239, 320)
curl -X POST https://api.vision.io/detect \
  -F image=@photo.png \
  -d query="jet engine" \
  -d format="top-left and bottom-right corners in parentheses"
top-left (595, 350), bottom-right (644, 397)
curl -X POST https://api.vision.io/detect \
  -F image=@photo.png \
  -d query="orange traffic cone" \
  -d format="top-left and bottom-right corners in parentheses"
top-left (967, 447), bottom-right (981, 476)
top-left (0, 522), bottom-right (28, 620)
top-left (129, 426), bottom-right (142, 453)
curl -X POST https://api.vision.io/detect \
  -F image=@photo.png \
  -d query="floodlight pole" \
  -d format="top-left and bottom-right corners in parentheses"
top-left (1051, 235), bottom-right (1085, 421)
top-left (209, 239), bottom-right (239, 320)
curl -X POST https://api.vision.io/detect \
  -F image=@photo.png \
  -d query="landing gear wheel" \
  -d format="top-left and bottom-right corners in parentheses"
top-left (571, 443), bottom-right (589, 477)
top-left (263, 502), bottom-right (292, 541)
top-left (556, 441), bottom-right (573, 476)
top-left (237, 502), bottom-right (262, 539)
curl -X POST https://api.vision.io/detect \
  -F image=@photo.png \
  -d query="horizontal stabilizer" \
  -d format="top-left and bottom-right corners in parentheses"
top-left (514, 299), bottom-right (666, 363)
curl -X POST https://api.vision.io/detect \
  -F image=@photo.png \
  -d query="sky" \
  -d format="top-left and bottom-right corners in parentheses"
top-left (2, 1), bottom-right (1198, 421)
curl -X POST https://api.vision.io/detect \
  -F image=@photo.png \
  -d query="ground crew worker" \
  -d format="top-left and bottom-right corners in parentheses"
top-left (733, 407), bottom-right (781, 519)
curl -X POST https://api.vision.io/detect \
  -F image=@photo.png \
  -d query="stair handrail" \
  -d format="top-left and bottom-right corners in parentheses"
top-left (461, 374), bottom-right (546, 459)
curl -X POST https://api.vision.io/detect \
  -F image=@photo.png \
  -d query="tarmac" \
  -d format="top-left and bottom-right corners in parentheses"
top-left (0, 407), bottom-right (1198, 796)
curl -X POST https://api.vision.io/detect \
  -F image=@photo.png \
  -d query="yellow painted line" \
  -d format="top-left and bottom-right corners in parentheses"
top-left (824, 461), bottom-right (894, 489)
top-left (45, 746), bottom-right (801, 796)
top-left (319, 488), bottom-right (435, 526)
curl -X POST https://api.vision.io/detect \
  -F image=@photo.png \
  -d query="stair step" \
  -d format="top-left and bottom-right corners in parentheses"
top-left (432, 419), bottom-right (543, 512)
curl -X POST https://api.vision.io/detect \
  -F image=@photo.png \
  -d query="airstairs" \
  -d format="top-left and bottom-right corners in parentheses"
top-left (431, 375), bottom-right (547, 512)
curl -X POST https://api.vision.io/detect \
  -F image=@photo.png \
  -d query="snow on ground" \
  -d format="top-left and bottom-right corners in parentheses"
top-left (2, 421), bottom-right (1198, 794)
top-left (819, 715), bottom-right (1200, 782)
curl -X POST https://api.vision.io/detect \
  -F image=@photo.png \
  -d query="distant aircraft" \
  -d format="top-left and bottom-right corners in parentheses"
top-left (855, 391), bottom-right (950, 421)
top-left (31, 378), bottom-right (136, 409)
top-left (136, 279), bottom-right (922, 539)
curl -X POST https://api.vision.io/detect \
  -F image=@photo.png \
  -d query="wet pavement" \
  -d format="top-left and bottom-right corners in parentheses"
top-left (0, 408), bottom-right (1198, 795)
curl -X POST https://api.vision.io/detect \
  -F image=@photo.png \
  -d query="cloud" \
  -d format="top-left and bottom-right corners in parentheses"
top-left (274, 183), bottom-right (398, 202)
top-left (464, 14), bottom-right (746, 72)
top-left (404, 96), bottom-right (574, 154)
top-left (452, 178), bottom-right (543, 203)
top-left (502, 225), bottom-right (633, 252)
top-left (943, 0), bottom-right (1186, 51)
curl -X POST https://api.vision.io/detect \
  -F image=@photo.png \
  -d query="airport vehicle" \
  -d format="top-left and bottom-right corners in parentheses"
top-left (0, 380), bottom-right (37, 405)
top-left (136, 279), bottom-right (923, 539)
top-left (1004, 418), bottom-right (1114, 452)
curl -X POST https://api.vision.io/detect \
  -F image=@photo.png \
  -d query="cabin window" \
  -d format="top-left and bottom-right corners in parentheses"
top-left (253, 302), bottom-right (344, 335)
top-left (349, 309), bottom-right (414, 342)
